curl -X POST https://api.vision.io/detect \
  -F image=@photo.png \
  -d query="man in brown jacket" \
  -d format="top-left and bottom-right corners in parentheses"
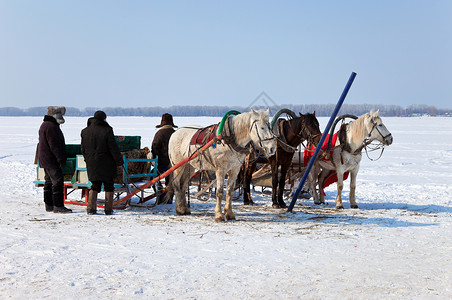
top-left (38, 106), bottom-right (72, 213)
top-left (151, 113), bottom-right (177, 204)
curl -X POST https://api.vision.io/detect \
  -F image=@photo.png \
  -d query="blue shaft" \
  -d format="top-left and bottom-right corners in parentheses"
top-left (287, 72), bottom-right (357, 212)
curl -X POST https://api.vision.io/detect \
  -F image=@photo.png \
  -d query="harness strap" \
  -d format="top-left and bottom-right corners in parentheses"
top-left (335, 120), bottom-right (381, 156)
top-left (221, 116), bottom-right (252, 154)
top-left (274, 119), bottom-right (299, 153)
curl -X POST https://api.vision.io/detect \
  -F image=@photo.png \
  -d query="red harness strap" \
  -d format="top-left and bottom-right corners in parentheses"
top-left (190, 124), bottom-right (219, 146)
top-left (303, 133), bottom-right (338, 166)
top-left (302, 132), bottom-right (349, 194)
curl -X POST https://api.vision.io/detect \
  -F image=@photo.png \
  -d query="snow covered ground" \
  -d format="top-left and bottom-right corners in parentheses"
top-left (0, 115), bottom-right (451, 299)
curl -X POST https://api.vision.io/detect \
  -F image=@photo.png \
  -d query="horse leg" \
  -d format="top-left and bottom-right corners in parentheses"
top-left (318, 168), bottom-right (329, 204)
top-left (224, 169), bottom-right (238, 221)
top-left (349, 168), bottom-right (359, 209)
top-left (173, 165), bottom-right (192, 215)
top-left (277, 163), bottom-right (289, 208)
top-left (270, 158), bottom-right (280, 208)
top-left (335, 170), bottom-right (345, 209)
top-left (214, 169), bottom-right (226, 222)
top-left (311, 163), bottom-right (322, 205)
top-left (243, 160), bottom-right (256, 205)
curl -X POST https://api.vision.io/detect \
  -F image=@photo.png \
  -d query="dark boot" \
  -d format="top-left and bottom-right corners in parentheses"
top-left (87, 190), bottom-right (98, 215)
top-left (44, 187), bottom-right (53, 212)
top-left (104, 191), bottom-right (114, 215)
top-left (53, 206), bottom-right (73, 213)
top-left (52, 191), bottom-right (72, 213)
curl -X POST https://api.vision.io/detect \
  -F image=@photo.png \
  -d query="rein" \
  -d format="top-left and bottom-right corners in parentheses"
top-left (338, 117), bottom-right (390, 161)
top-left (364, 142), bottom-right (386, 161)
top-left (361, 118), bottom-right (391, 161)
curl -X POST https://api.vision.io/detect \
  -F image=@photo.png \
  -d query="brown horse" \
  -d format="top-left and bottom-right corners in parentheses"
top-left (242, 112), bottom-right (321, 208)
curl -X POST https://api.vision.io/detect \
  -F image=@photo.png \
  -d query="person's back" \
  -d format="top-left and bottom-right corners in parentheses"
top-left (151, 113), bottom-right (177, 204)
top-left (81, 117), bottom-right (121, 181)
top-left (81, 111), bottom-right (123, 215)
top-left (152, 126), bottom-right (175, 169)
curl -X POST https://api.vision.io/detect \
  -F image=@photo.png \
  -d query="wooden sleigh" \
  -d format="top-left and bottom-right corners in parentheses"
top-left (33, 136), bottom-right (162, 209)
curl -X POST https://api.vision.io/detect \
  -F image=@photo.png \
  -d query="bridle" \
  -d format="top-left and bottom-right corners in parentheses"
top-left (272, 117), bottom-right (321, 153)
top-left (250, 119), bottom-right (276, 152)
top-left (360, 117), bottom-right (392, 161)
top-left (369, 117), bottom-right (392, 142)
top-left (293, 118), bottom-right (321, 149)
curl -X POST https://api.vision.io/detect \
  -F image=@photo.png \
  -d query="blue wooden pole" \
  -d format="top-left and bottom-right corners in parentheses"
top-left (287, 72), bottom-right (357, 212)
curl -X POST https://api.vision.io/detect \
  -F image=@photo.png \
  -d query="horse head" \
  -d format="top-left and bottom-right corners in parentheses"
top-left (366, 109), bottom-right (393, 146)
top-left (249, 108), bottom-right (276, 157)
top-left (298, 111), bottom-right (322, 146)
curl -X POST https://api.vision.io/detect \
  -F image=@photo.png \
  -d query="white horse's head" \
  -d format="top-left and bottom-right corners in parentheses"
top-left (248, 108), bottom-right (276, 157)
top-left (365, 109), bottom-right (393, 146)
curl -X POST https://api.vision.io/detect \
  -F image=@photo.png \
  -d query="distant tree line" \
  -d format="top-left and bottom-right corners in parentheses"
top-left (1, 104), bottom-right (451, 117)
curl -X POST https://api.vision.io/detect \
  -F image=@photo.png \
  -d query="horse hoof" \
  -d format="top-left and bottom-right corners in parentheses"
top-left (279, 202), bottom-right (287, 209)
top-left (272, 204), bottom-right (281, 209)
top-left (225, 214), bottom-right (236, 221)
top-left (351, 205), bottom-right (359, 209)
top-left (244, 201), bottom-right (254, 206)
top-left (176, 207), bottom-right (191, 215)
top-left (214, 213), bottom-right (225, 222)
top-left (336, 206), bottom-right (344, 209)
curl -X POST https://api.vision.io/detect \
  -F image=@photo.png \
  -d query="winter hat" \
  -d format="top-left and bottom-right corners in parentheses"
top-left (156, 113), bottom-right (177, 128)
top-left (47, 106), bottom-right (66, 124)
top-left (94, 110), bottom-right (107, 121)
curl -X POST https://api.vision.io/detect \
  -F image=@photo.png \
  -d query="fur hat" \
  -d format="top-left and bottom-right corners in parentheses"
top-left (156, 113), bottom-right (177, 128)
top-left (47, 106), bottom-right (66, 124)
top-left (94, 110), bottom-right (107, 121)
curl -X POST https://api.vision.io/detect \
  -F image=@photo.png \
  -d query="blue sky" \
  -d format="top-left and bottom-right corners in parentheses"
top-left (1, 0), bottom-right (451, 109)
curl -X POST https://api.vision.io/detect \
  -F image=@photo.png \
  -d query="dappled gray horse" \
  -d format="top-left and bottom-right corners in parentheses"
top-left (168, 109), bottom-right (276, 221)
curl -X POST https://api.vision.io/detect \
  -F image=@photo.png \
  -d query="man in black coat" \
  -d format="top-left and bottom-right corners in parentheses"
top-left (151, 113), bottom-right (177, 204)
top-left (38, 106), bottom-right (72, 213)
top-left (81, 111), bottom-right (124, 215)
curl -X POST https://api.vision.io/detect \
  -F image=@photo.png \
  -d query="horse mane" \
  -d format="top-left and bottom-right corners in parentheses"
top-left (285, 116), bottom-right (303, 138)
top-left (230, 110), bottom-right (267, 146)
top-left (287, 112), bottom-right (318, 137)
top-left (287, 115), bottom-right (302, 129)
top-left (347, 113), bottom-right (370, 147)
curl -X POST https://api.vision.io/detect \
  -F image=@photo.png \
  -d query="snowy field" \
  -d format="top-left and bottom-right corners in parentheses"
top-left (0, 115), bottom-right (451, 299)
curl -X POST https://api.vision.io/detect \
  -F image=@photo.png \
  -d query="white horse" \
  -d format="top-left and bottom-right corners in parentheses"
top-left (312, 109), bottom-right (393, 209)
top-left (168, 109), bottom-right (276, 221)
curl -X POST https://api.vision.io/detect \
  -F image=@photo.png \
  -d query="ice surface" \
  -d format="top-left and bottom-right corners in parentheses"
top-left (0, 116), bottom-right (451, 299)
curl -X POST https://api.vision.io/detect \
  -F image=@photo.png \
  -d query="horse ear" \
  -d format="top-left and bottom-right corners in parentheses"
top-left (375, 109), bottom-right (379, 116)
top-left (313, 111), bottom-right (316, 116)
top-left (250, 108), bottom-right (256, 113)
top-left (369, 109), bottom-right (374, 115)
top-left (265, 107), bottom-right (270, 115)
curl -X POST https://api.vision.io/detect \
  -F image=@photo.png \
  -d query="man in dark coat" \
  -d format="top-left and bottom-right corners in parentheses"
top-left (81, 110), bottom-right (124, 215)
top-left (38, 106), bottom-right (72, 213)
top-left (151, 113), bottom-right (177, 204)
